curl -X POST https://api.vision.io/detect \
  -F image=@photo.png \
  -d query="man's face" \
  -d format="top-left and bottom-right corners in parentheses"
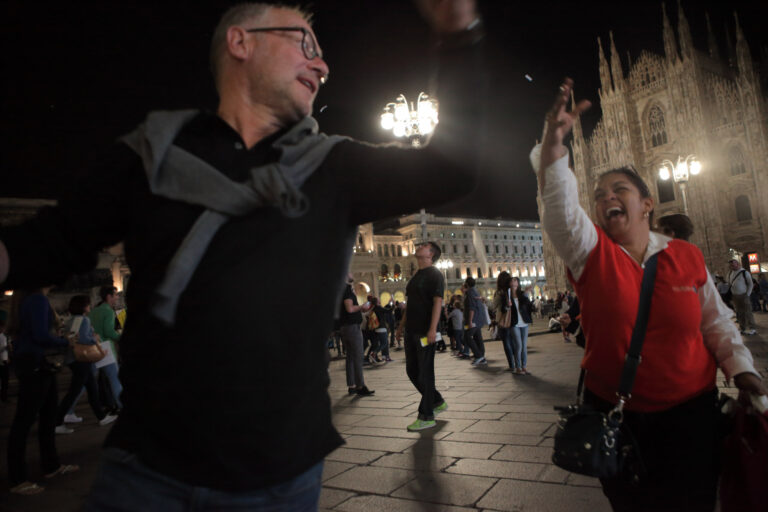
top-left (106, 293), bottom-right (117, 308)
top-left (415, 245), bottom-right (434, 267)
top-left (244, 8), bottom-right (328, 124)
top-left (729, 260), bottom-right (740, 271)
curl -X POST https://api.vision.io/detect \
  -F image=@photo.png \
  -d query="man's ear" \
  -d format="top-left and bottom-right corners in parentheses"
top-left (226, 26), bottom-right (251, 62)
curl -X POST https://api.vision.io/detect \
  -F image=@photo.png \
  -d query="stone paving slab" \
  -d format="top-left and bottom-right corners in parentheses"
top-left (335, 495), bottom-right (476, 512)
top-left (390, 472), bottom-right (498, 507)
top-left (322, 461), bottom-right (355, 482)
top-left (477, 479), bottom-right (611, 512)
top-left (323, 465), bottom-right (417, 494)
top-left (341, 435), bottom-right (416, 453)
top-left (462, 419), bottom-right (553, 436)
top-left (446, 458), bottom-right (545, 481)
top-left (402, 439), bottom-right (502, 459)
top-left (339, 425), bottom-right (453, 440)
top-left (319, 488), bottom-right (357, 509)
top-left (372, 453), bottom-right (457, 471)
top-left (326, 447), bottom-right (387, 464)
top-left (442, 432), bottom-right (543, 446)
top-left (491, 445), bottom-right (554, 464)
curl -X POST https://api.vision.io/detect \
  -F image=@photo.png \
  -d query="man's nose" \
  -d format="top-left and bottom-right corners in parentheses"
top-left (311, 57), bottom-right (329, 83)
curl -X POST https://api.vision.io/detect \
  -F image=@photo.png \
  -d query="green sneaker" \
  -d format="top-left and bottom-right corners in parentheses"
top-left (407, 418), bottom-right (436, 432)
top-left (433, 401), bottom-right (448, 415)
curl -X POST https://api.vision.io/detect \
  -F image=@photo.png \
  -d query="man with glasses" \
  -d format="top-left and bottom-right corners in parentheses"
top-left (0, 1), bottom-right (485, 509)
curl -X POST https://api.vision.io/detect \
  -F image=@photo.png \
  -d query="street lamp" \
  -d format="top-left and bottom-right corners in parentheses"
top-left (436, 259), bottom-right (454, 281)
top-left (658, 154), bottom-right (701, 215)
top-left (380, 92), bottom-right (439, 241)
top-left (380, 93), bottom-right (439, 148)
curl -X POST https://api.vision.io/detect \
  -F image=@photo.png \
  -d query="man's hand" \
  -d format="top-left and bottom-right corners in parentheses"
top-left (427, 329), bottom-right (437, 345)
top-left (67, 334), bottom-right (79, 346)
top-left (415, 0), bottom-right (477, 34)
top-left (361, 302), bottom-right (373, 313)
top-left (734, 372), bottom-right (768, 396)
top-left (540, 78), bottom-right (591, 172)
top-left (559, 313), bottom-right (571, 329)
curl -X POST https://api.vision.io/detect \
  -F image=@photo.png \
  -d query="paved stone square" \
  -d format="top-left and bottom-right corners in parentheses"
top-left (1, 316), bottom-right (766, 511)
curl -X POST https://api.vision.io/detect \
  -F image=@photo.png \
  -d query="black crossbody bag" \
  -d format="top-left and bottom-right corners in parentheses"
top-left (552, 253), bottom-right (658, 480)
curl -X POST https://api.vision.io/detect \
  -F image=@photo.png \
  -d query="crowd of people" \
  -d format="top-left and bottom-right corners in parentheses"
top-left (2, 286), bottom-right (125, 494)
top-left (0, 1), bottom-right (765, 510)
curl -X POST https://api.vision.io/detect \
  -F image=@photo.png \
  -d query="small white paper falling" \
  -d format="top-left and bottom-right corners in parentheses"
top-left (525, 74), bottom-right (533, 82)
top-left (319, 105), bottom-right (328, 113)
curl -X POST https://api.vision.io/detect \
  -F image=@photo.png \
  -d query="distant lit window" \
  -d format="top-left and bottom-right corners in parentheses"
top-left (649, 106), bottom-right (668, 147)
top-left (729, 147), bottom-right (747, 176)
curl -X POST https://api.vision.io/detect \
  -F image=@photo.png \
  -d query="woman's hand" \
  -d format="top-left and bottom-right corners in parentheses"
top-left (67, 334), bottom-right (78, 346)
top-left (415, 0), bottom-right (477, 34)
top-left (540, 78), bottom-right (591, 171)
top-left (733, 372), bottom-right (768, 396)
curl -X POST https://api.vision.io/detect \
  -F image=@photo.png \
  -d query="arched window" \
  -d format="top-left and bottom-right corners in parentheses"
top-left (380, 264), bottom-right (389, 277)
top-left (477, 267), bottom-right (483, 279)
top-left (394, 263), bottom-right (402, 278)
top-left (648, 106), bottom-right (668, 147)
top-left (729, 147), bottom-right (747, 176)
top-left (455, 268), bottom-right (461, 279)
top-left (657, 178), bottom-right (675, 203)
top-left (735, 196), bottom-right (752, 222)
top-left (358, 234), bottom-right (364, 246)
top-left (384, 245), bottom-right (389, 257)
top-left (396, 246), bottom-right (402, 257)
top-left (466, 267), bottom-right (472, 278)
top-left (377, 244), bottom-right (382, 257)
top-left (390, 244), bottom-right (395, 256)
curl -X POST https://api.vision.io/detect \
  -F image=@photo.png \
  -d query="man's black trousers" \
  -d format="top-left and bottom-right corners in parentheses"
top-left (404, 332), bottom-right (444, 420)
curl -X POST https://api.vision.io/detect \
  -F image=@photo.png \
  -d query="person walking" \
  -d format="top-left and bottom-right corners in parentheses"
top-left (727, 258), bottom-right (757, 335)
top-left (56, 295), bottom-right (117, 434)
top-left (396, 242), bottom-right (447, 432)
top-left (88, 286), bottom-right (123, 413)
top-left (759, 273), bottom-right (768, 313)
top-left (339, 274), bottom-right (374, 396)
top-left (463, 277), bottom-right (487, 366)
top-left (6, 288), bottom-right (79, 495)
top-left (534, 77), bottom-right (767, 511)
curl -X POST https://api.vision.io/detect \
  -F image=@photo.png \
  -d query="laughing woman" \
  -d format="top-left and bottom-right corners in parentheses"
top-left (532, 78), bottom-right (768, 511)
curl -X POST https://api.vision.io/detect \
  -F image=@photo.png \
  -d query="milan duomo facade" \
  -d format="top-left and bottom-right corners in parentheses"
top-left (542, 2), bottom-right (768, 294)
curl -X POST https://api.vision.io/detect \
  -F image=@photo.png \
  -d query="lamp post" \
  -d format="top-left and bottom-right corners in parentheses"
top-left (436, 259), bottom-right (454, 282)
top-left (658, 154), bottom-right (702, 215)
top-left (381, 93), bottom-right (439, 242)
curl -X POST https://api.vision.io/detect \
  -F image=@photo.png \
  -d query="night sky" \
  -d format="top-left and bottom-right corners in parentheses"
top-left (2, 0), bottom-right (766, 221)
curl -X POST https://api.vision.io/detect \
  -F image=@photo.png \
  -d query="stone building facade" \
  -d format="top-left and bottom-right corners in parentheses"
top-left (543, 2), bottom-right (768, 291)
top-left (350, 213), bottom-right (546, 306)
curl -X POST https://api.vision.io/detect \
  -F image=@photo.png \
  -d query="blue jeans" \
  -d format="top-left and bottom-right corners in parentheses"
top-left (509, 325), bottom-right (529, 369)
top-left (99, 362), bottom-right (123, 410)
top-left (375, 331), bottom-right (389, 357)
top-left (84, 448), bottom-right (323, 511)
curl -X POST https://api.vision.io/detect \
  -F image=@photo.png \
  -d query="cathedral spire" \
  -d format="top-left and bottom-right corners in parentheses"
top-left (734, 12), bottom-right (753, 75)
top-left (677, 0), bottom-right (693, 59)
top-left (662, 2), bottom-right (678, 63)
top-left (705, 13), bottom-right (719, 60)
top-left (724, 22), bottom-right (736, 67)
top-left (609, 31), bottom-right (624, 90)
top-left (570, 90), bottom-right (584, 141)
top-left (597, 36), bottom-right (613, 93)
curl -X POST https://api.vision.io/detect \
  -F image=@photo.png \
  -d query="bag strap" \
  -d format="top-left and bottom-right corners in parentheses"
top-left (617, 252), bottom-right (659, 399)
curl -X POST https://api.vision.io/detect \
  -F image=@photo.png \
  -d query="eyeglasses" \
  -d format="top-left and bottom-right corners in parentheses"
top-left (246, 26), bottom-right (323, 61)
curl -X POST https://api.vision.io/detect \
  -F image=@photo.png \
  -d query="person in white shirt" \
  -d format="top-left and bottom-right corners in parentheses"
top-left (727, 258), bottom-right (757, 335)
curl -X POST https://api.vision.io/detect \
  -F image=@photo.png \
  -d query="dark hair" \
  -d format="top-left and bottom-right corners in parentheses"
top-left (99, 286), bottom-right (117, 302)
top-left (496, 271), bottom-right (512, 291)
top-left (511, 276), bottom-right (525, 300)
top-left (598, 166), bottom-right (654, 226)
top-left (656, 213), bottom-right (693, 241)
top-left (464, 276), bottom-right (476, 287)
top-left (369, 296), bottom-right (379, 306)
top-left (418, 241), bottom-right (442, 263)
top-left (68, 295), bottom-right (92, 316)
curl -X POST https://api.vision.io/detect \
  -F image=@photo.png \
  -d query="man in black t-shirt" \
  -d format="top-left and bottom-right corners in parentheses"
top-left (339, 273), bottom-right (374, 396)
top-left (396, 242), bottom-right (447, 431)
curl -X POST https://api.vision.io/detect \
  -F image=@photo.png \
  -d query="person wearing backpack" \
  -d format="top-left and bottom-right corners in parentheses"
top-left (727, 258), bottom-right (757, 335)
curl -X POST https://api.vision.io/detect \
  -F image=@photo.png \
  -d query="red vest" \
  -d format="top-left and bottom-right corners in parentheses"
top-left (569, 227), bottom-right (716, 412)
